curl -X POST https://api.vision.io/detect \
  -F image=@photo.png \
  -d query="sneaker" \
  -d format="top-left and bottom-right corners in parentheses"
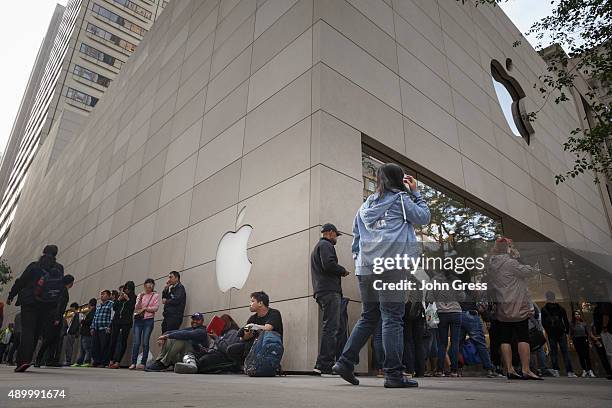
top-left (449, 370), bottom-right (459, 377)
top-left (128, 364), bottom-right (136, 370)
top-left (580, 371), bottom-right (587, 378)
top-left (145, 361), bottom-right (167, 372)
top-left (486, 369), bottom-right (498, 378)
top-left (109, 362), bottom-right (120, 369)
top-left (586, 370), bottom-right (596, 378)
top-left (384, 377), bottom-right (419, 388)
top-left (332, 362), bottom-right (359, 385)
top-left (136, 364), bottom-right (145, 370)
top-left (14, 363), bottom-right (31, 373)
top-left (71, 363), bottom-right (81, 367)
top-left (552, 369), bottom-right (560, 377)
top-left (312, 367), bottom-right (322, 376)
top-left (567, 371), bottom-right (577, 378)
top-left (541, 369), bottom-right (555, 377)
top-left (81, 363), bottom-right (92, 368)
top-left (174, 362), bottom-right (198, 374)
top-left (434, 371), bottom-right (445, 377)
top-left (376, 369), bottom-right (384, 378)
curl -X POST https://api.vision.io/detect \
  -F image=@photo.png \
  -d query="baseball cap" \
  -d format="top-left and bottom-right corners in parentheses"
top-left (321, 223), bottom-right (341, 236)
top-left (191, 313), bottom-right (204, 321)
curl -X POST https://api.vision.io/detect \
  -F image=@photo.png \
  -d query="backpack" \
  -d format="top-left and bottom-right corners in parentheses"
top-left (244, 331), bottom-right (284, 377)
top-left (462, 338), bottom-right (481, 365)
top-left (33, 265), bottom-right (64, 303)
top-left (547, 309), bottom-right (565, 334)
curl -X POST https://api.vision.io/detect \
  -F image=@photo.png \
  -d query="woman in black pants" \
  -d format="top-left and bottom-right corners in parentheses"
top-left (571, 311), bottom-right (594, 377)
top-left (108, 281), bottom-right (136, 369)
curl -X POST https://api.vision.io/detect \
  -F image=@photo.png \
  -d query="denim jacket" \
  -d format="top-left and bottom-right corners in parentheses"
top-left (352, 189), bottom-right (430, 275)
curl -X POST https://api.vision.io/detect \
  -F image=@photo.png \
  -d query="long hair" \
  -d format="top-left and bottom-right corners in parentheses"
top-left (220, 314), bottom-right (239, 334)
top-left (376, 163), bottom-right (409, 198)
top-left (123, 280), bottom-right (135, 295)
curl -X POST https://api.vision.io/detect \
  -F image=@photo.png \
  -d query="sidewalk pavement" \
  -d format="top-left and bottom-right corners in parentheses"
top-left (1, 365), bottom-right (611, 408)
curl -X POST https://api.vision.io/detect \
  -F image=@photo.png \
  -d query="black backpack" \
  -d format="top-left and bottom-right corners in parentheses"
top-left (33, 265), bottom-right (64, 303)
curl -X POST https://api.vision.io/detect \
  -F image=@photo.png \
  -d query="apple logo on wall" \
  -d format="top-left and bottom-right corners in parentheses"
top-left (215, 206), bottom-right (253, 292)
top-left (490, 59), bottom-right (534, 145)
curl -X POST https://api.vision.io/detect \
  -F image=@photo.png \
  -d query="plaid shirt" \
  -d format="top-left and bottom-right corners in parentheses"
top-left (91, 300), bottom-right (114, 330)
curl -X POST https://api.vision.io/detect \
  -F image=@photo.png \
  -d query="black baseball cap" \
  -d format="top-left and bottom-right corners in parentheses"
top-left (321, 223), bottom-right (341, 236)
top-left (191, 313), bottom-right (204, 321)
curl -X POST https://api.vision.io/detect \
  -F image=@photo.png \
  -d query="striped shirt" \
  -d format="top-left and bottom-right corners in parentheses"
top-left (92, 300), bottom-right (114, 330)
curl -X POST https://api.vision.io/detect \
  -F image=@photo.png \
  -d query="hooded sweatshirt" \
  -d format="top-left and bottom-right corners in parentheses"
top-left (352, 190), bottom-right (430, 275)
top-left (488, 254), bottom-right (535, 322)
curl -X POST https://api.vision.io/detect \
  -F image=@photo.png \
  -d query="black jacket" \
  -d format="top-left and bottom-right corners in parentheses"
top-left (80, 309), bottom-right (95, 336)
top-left (53, 287), bottom-right (69, 323)
top-left (310, 238), bottom-right (346, 297)
top-left (8, 261), bottom-right (64, 306)
top-left (162, 282), bottom-right (186, 318)
top-left (112, 292), bottom-right (137, 326)
top-left (542, 303), bottom-right (570, 336)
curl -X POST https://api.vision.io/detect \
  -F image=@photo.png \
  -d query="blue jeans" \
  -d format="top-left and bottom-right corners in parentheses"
top-left (548, 333), bottom-right (573, 373)
top-left (437, 312), bottom-right (462, 371)
top-left (372, 320), bottom-right (384, 370)
top-left (131, 318), bottom-right (154, 365)
top-left (461, 311), bottom-right (493, 370)
top-left (76, 336), bottom-right (92, 365)
top-left (338, 272), bottom-right (406, 380)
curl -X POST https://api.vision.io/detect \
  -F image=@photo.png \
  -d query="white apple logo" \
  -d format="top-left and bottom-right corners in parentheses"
top-left (215, 206), bottom-right (253, 292)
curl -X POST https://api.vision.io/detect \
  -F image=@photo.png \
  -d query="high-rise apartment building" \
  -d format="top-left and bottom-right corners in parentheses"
top-left (0, 0), bottom-right (168, 255)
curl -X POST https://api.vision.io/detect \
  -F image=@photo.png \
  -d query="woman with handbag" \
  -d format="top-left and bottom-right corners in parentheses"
top-left (129, 278), bottom-right (160, 370)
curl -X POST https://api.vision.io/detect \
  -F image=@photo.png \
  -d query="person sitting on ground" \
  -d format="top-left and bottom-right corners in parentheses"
top-left (145, 313), bottom-right (208, 372)
top-left (226, 291), bottom-right (283, 368)
top-left (174, 314), bottom-right (242, 374)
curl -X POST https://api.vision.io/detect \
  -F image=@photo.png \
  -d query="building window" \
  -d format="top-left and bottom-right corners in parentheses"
top-left (66, 87), bottom-right (99, 107)
top-left (79, 43), bottom-right (121, 68)
top-left (92, 3), bottom-right (147, 36)
top-left (73, 65), bottom-right (111, 87)
top-left (491, 60), bottom-right (534, 145)
top-left (86, 23), bottom-right (137, 53)
top-left (112, 0), bottom-right (152, 20)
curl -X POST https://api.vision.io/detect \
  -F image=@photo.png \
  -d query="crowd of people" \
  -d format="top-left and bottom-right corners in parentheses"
top-left (1, 162), bottom-right (611, 390)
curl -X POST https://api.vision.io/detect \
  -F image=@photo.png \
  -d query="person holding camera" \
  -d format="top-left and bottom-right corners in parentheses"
top-left (334, 163), bottom-right (430, 389)
top-left (108, 281), bottom-right (136, 369)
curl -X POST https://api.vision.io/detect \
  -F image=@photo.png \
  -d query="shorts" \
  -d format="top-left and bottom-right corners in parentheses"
top-left (497, 319), bottom-right (529, 344)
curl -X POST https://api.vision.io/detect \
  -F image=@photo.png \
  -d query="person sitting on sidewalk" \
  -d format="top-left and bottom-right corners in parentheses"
top-left (226, 291), bottom-right (283, 368)
top-left (174, 314), bottom-right (242, 374)
top-left (145, 313), bottom-right (209, 372)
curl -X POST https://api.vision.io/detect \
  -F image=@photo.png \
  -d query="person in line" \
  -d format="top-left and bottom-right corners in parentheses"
top-left (130, 278), bottom-right (160, 370)
top-left (63, 302), bottom-right (80, 366)
top-left (590, 299), bottom-right (612, 379)
top-left (161, 271), bottom-right (186, 333)
top-left (227, 291), bottom-right (283, 367)
top-left (403, 297), bottom-right (426, 378)
top-left (570, 310), bottom-right (595, 377)
top-left (91, 290), bottom-right (114, 368)
top-left (428, 270), bottom-right (463, 377)
top-left (334, 164), bottom-right (430, 389)
top-left (174, 314), bottom-right (242, 374)
top-left (541, 291), bottom-right (576, 377)
top-left (0, 324), bottom-right (13, 362)
top-left (108, 281), bottom-right (136, 369)
top-left (6, 312), bottom-right (21, 365)
top-left (145, 313), bottom-right (208, 372)
top-left (6, 245), bottom-right (65, 372)
top-left (74, 298), bottom-right (96, 367)
top-left (488, 237), bottom-right (542, 380)
top-left (530, 303), bottom-right (552, 377)
top-left (310, 222), bottom-right (349, 375)
top-left (460, 291), bottom-right (497, 378)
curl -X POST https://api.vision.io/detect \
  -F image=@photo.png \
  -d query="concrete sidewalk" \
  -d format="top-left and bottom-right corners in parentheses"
top-left (1, 365), bottom-right (611, 408)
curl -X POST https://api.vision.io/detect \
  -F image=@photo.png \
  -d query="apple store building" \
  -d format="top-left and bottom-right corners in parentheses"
top-left (2, 0), bottom-right (612, 371)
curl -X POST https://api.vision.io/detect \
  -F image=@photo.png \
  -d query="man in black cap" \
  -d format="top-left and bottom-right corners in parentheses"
top-left (311, 223), bottom-right (349, 375)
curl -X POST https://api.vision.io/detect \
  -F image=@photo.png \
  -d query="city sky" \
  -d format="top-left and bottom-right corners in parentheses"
top-left (0, 0), bottom-right (553, 158)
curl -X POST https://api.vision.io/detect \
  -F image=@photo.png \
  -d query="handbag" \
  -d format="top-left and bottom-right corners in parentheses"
top-left (134, 293), bottom-right (153, 321)
top-left (425, 302), bottom-right (439, 329)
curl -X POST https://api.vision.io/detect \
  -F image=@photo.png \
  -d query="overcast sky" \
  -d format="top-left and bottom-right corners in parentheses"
top-left (0, 0), bottom-right (554, 156)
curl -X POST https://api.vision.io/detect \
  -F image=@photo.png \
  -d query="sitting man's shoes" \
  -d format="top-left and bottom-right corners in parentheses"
top-left (145, 361), bottom-right (168, 372)
top-left (384, 377), bottom-right (419, 388)
top-left (332, 362), bottom-right (359, 385)
top-left (174, 362), bottom-right (198, 374)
